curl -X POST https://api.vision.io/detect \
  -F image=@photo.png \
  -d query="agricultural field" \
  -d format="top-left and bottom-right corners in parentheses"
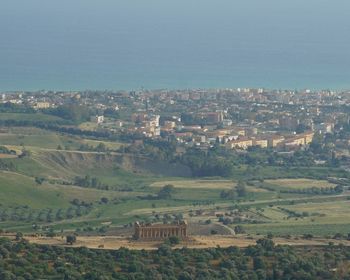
top-left (0, 126), bottom-right (349, 239)
top-left (150, 179), bottom-right (236, 189)
top-left (80, 139), bottom-right (125, 150)
top-left (265, 178), bottom-right (336, 190)
top-left (78, 121), bottom-right (99, 131)
top-left (151, 179), bottom-right (270, 193)
top-left (0, 112), bottom-right (64, 122)
top-left (241, 199), bottom-right (350, 236)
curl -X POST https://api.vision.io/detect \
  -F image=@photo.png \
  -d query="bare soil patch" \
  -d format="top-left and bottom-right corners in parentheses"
top-left (14, 234), bottom-right (350, 251)
top-left (0, 153), bottom-right (17, 159)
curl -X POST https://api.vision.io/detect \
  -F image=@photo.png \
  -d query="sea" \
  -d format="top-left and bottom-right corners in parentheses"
top-left (1, 0), bottom-right (350, 91)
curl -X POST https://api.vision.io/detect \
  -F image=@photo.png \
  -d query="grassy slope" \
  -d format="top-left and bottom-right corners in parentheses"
top-left (265, 178), bottom-right (336, 190)
top-left (0, 171), bottom-right (69, 208)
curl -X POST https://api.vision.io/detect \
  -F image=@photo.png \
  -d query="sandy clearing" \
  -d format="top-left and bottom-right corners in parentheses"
top-left (0, 153), bottom-right (17, 159)
top-left (14, 235), bottom-right (350, 251)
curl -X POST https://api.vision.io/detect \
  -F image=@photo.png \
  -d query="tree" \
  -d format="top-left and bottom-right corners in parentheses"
top-left (95, 143), bottom-right (107, 152)
top-left (335, 185), bottom-right (344, 193)
top-left (35, 177), bottom-right (45, 185)
top-left (220, 189), bottom-right (236, 200)
top-left (178, 271), bottom-right (193, 280)
top-left (311, 131), bottom-right (323, 146)
top-left (66, 235), bottom-right (77, 245)
top-left (256, 238), bottom-right (274, 251)
top-left (158, 184), bottom-right (175, 199)
top-left (234, 225), bottom-right (245, 234)
top-left (15, 232), bottom-right (23, 241)
top-left (166, 236), bottom-right (180, 246)
top-left (253, 257), bottom-right (266, 270)
top-left (47, 104), bottom-right (91, 123)
top-left (236, 181), bottom-right (247, 197)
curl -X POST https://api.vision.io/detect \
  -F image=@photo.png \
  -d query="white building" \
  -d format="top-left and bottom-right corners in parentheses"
top-left (91, 115), bottom-right (104, 124)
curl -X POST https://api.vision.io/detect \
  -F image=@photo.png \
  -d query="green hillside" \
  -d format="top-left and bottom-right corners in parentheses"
top-left (0, 127), bottom-right (349, 237)
top-left (0, 171), bottom-right (68, 208)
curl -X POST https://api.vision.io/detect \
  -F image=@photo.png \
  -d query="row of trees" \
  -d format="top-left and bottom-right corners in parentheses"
top-left (73, 175), bottom-right (109, 190)
top-left (279, 185), bottom-right (344, 195)
top-left (0, 146), bottom-right (16, 155)
top-left (0, 205), bottom-right (92, 223)
top-left (43, 104), bottom-right (92, 123)
top-left (0, 102), bottom-right (35, 113)
top-left (179, 149), bottom-right (233, 177)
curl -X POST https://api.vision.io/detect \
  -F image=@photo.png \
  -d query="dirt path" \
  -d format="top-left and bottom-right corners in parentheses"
top-left (8, 234), bottom-right (350, 251)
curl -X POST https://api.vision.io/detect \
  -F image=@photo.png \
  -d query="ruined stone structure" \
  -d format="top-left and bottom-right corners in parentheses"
top-left (134, 221), bottom-right (188, 240)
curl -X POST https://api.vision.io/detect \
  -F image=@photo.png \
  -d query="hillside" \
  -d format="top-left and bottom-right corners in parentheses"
top-left (0, 127), bottom-right (349, 238)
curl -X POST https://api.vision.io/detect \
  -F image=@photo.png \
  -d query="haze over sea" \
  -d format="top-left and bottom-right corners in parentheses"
top-left (1, 0), bottom-right (350, 91)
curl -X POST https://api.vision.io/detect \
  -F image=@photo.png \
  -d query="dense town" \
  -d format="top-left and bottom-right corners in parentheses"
top-left (2, 88), bottom-right (350, 157)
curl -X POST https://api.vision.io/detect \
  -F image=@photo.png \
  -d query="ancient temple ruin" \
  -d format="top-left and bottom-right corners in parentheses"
top-left (134, 221), bottom-right (188, 240)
